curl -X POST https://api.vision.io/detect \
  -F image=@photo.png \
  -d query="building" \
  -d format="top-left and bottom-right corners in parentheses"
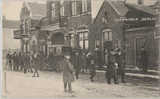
top-left (151, 1), bottom-right (160, 66)
top-left (14, 2), bottom-right (46, 54)
top-left (40, 0), bottom-right (92, 56)
top-left (91, 0), bottom-right (157, 68)
top-left (3, 16), bottom-right (20, 50)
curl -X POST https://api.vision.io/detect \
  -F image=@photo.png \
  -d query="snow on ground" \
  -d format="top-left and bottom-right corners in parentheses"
top-left (2, 70), bottom-right (160, 98)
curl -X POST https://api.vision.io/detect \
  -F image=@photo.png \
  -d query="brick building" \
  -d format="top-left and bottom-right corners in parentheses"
top-left (151, 1), bottom-right (160, 66)
top-left (40, 0), bottom-right (92, 56)
top-left (91, 0), bottom-right (157, 68)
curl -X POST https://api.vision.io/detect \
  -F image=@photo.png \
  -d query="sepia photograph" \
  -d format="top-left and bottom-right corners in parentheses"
top-left (1, 0), bottom-right (160, 98)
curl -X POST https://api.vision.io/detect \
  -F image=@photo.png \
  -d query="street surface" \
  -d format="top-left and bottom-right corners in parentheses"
top-left (2, 70), bottom-right (160, 98)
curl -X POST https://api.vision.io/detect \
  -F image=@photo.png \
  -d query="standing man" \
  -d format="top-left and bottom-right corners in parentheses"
top-left (116, 48), bottom-right (126, 83)
top-left (32, 53), bottom-right (40, 77)
top-left (81, 52), bottom-right (87, 73)
top-left (140, 47), bottom-right (148, 73)
top-left (74, 51), bottom-right (81, 79)
top-left (89, 53), bottom-right (96, 82)
top-left (107, 49), bottom-right (118, 84)
top-left (61, 55), bottom-right (75, 93)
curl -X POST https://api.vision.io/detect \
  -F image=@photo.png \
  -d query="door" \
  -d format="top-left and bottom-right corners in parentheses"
top-left (136, 37), bottom-right (146, 66)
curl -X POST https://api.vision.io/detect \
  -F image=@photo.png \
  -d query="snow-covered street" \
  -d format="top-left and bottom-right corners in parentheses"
top-left (2, 70), bottom-right (160, 98)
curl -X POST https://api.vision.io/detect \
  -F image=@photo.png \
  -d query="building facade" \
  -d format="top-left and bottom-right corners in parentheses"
top-left (40, 0), bottom-right (92, 56)
top-left (14, 2), bottom-right (46, 54)
top-left (91, 0), bottom-right (157, 68)
top-left (151, 1), bottom-right (160, 66)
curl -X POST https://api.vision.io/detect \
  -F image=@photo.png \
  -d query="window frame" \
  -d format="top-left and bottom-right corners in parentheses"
top-left (51, 3), bottom-right (56, 18)
top-left (71, 0), bottom-right (77, 16)
top-left (60, 0), bottom-right (65, 16)
top-left (103, 29), bottom-right (112, 41)
top-left (82, 0), bottom-right (88, 13)
top-left (78, 30), bottom-right (89, 49)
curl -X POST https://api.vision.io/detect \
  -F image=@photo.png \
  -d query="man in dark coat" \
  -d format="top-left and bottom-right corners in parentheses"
top-left (74, 51), bottom-right (81, 79)
top-left (116, 48), bottom-right (126, 83)
top-left (61, 55), bottom-right (75, 92)
top-left (89, 53), bottom-right (96, 82)
top-left (140, 47), bottom-right (148, 73)
top-left (32, 53), bottom-right (40, 77)
top-left (81, 52), bottom-right (87, 73)
top-left (107, 49), bottom-right (118, 84)
top-left (24, 53), bottom-right (28, 74)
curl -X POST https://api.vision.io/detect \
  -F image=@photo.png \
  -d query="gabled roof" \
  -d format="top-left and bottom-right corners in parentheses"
top-left (151, 1), bottom-right (160, 9)
top-left (3, 19), bottom-right (20, 29)
top-left (108, 0), bottom-right (129, 17)
top-left (94, 0), bottom-right (156, 23)
top-left (126, 3), bottom-right (156, 16)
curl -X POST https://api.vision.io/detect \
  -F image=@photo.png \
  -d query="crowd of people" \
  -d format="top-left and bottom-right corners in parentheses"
top-left (5, 51), bottom-right (46, 77)
top-left (5, 46), bottom-right (149, 93)
top-left (59, 47), bottom-right (126, 93)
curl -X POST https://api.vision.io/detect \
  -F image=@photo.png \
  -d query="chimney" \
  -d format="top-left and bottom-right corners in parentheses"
top-left (138, 0), bottom-right (143, 5)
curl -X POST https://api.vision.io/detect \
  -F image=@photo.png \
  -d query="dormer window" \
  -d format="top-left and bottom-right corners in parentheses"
top-left (51, 3), bottom-right (55, 18)
top-left (103, 29), bottom-right (112, 41)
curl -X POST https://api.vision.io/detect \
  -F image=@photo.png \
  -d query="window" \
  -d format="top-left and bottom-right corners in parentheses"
top-left (60, 0), bottom-right (64, 16)
top-left (51, 3), bottom-right (55, 17)
top-left (82, 0), bottom-right (87, 12)
top-left (72, 0), bottom-right (77, 16)
top-left (79, 31), bottom-right (89, 49)
top-left (103, 29), bottom-right (112, 41)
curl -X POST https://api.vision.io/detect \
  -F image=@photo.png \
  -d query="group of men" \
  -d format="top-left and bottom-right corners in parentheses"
top-left (69, 47), bottom-right (126, 84)
top-left (6, 51), bottom-right (44, 77)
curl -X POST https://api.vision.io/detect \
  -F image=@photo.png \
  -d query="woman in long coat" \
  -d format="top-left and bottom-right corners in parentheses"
top-left (61, 55), bottom-right (75, 92)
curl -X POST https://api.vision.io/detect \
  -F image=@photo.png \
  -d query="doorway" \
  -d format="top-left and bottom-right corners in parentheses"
top-left (135, 37), bottom-right (146, 66)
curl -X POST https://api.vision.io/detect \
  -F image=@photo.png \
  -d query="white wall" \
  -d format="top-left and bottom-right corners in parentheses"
top-left (3, 28), bottom-right (21, 50)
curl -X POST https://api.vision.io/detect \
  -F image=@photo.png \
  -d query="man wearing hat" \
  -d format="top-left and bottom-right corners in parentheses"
top-left (60, 52), bottom-right (75, 92)
top-left (107, 49), bottom-right (119, 84)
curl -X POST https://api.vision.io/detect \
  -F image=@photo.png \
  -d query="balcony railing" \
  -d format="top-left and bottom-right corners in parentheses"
top-left (50, 16), bottom-right (68, 27)
top-left (13, 30), bottom-right (22, 39)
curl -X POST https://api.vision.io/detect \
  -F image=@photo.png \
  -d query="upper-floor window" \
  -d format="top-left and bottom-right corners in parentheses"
top-left (51, 3), bottom-right (55, 18)
top-left (71, 0), bottom-right (77, 16)
top-left (60, 0), bottom-right (65, 16)
top-left (82, 0), bottom-right (87, 12)
top-left (79, 31), bottom-right (89, 49)
top-left (103, 29), bottom-right (112, 41)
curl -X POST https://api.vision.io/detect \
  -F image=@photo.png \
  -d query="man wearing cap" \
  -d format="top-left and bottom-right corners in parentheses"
top-left (61, 55), bottom-right (75, 93)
